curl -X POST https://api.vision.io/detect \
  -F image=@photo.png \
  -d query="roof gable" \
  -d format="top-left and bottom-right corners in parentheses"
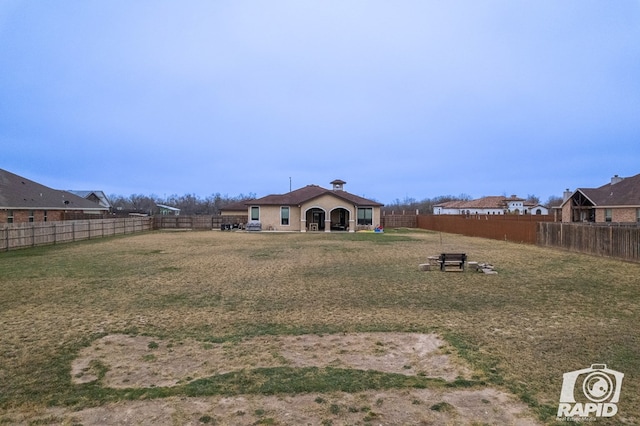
top-left (571, 173), bottom-right (640, 207)
top-left (68, 190), bottom-right (112, 208)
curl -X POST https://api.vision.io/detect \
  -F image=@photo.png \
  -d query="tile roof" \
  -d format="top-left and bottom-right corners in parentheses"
top-left (250, 184), bottom-right (383, 207)
top-left (436, 196), bottom-right (511, 209)
top-left (0, 168), bottom-right (109, 211)
top-left (575, 173), bottom-right (640, 206)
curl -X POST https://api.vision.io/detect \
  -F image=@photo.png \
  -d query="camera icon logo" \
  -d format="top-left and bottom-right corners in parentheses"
top-left (557, 364), bottom-right (624, 418)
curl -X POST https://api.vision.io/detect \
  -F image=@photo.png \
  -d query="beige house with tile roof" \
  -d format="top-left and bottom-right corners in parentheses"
top-left (434, 195), bottom-right (549, 215)
top-left (561, 173), bottom-right (640, 223)
top-left (223, 179), bottom-right (383, 232)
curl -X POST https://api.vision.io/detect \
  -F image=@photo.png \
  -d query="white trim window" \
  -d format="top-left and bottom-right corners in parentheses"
top-left (605, 208), bottom-right (612, 222)
top-left (357, 207), bottom-right (373, 225)
top-left (250, 206), bottom-right (260, 221)
top-left (280, 206), bottom-right (290, 226)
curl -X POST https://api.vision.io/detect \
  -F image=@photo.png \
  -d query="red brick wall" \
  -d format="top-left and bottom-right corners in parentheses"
top-left (612, 207), bottom-right (638, 223)
top-left (1, 209), bottom-right (66, 224)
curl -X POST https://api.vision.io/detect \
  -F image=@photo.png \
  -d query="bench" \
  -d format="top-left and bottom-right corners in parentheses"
top-left (439, 253), bottom-right (466, 272)
top-left (246, 221), bottom-right (262, 232)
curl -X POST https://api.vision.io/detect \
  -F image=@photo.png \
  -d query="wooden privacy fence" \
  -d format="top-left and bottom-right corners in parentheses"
top-left (417, 214), bottom-right (553, 244)
top-left (0, 217), bottom-right (153, 251)
top-left (154, 215), bottom-right (248, 230)
top-left (537, 222), bottom-right (640, 262)
top-left (381, 214), bottom-right (417, 229)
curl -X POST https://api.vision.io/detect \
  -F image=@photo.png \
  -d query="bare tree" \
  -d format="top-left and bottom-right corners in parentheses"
top-left (545, 195), bottom-right (564, 208)
top-left (525, 194), bottom-right (540, 205)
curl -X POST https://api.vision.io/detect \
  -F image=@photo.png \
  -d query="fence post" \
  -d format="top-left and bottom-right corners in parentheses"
top-left (610, 226), bottom-right (613, 258)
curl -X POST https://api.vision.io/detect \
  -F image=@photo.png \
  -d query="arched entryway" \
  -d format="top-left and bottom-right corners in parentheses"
top-left (305, 208), bottom-right (326, 231)
top-left (330, 207), bottom-right (350, 231)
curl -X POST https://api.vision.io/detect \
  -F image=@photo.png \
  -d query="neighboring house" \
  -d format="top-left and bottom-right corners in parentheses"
top-left (223, 179), bottom-right (383, 232)
top-left (68, 190), bottom-right (112, 210)
top-left (156, 204), bottom-right (181, 216)
top-left (434, 195), bottom-right (549, 215)
top-left (526, 203), bottom-right (550, 216)
top-left (0, 168), bottom-right (109, 223)
top-left (561, 173), bottom-right (640, 223)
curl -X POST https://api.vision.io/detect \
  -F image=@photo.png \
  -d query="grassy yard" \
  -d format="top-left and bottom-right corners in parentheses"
top-left (0, 229), bottom-right (638, 424)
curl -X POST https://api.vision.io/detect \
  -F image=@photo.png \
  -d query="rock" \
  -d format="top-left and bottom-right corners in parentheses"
top-left (419, 263), bottom-right (432, 271)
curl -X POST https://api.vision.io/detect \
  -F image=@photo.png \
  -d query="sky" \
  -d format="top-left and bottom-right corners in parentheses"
top-left (1, 1), bottom-right (639, 205)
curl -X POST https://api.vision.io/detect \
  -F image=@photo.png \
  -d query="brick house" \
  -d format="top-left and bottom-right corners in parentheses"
top-left (0, 169), bottom-right (109, 223)
top-left (222, 179), bottom-right (383, 232)
top-left (561, 173), bottom-right (640, 223)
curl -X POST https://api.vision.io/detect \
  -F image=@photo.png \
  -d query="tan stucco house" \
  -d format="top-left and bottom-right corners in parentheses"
top-left (226, 179), bottom-right (383, 232)
top-left (561, 173), bottom-right (640, 223)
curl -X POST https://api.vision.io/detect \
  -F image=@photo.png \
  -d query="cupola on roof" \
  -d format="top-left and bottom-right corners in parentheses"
top-left (330, 179), bottom-right (346, 191)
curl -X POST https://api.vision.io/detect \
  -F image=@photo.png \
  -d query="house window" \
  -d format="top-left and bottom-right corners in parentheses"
top-left (44, 210), bottom-right (48, 222)
top-left (605, 208), bottom-right (612, 222)
top-left (250, 206), bottom-right (260, 221)
top-left (280, 206), bottom-right (289, 225)
top-left (637, 208), bottom-right (640, 222)
top-left (7, 210), bottom-right (14, 223)
top-left (357, 207), bottom-right (373, 225)
top-left (29, 210), bottom-right (35, 222)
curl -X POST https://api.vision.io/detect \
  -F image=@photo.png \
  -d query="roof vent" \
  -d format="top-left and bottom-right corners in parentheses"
top-left (611, 175), bottom-right (623, 185)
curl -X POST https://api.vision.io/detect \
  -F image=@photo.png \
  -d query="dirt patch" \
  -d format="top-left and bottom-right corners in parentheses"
top-left (62, 332), bottom-right (542, 424)
top-left (29, 388), bottom-right (540, 425)
top-left (72, 332), bottom-right (470, 388)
